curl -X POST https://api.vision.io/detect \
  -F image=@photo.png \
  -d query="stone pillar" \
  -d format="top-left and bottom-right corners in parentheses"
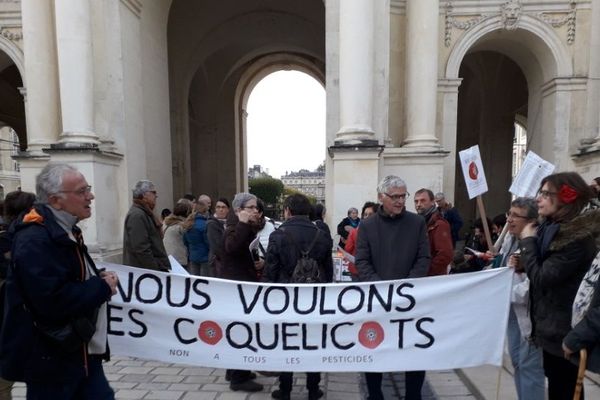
top-left (403, 0), bottom-right (440, 148)
top-left (586, 0), bottom-right (600, 142)
top-left (335, 0), bottom-right (376, 145)
top-left (21, 0), bottom-right (61, 155)
top-left (54, 0), bottom-right (100, 146)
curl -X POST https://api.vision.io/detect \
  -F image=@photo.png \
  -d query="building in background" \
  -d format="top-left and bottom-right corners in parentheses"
top-left (0, 126), bottom-right (21, 198)
top-left (282, 166), bottom-right (325, 204)
top-left (248, 164), bottom-right (271, 180)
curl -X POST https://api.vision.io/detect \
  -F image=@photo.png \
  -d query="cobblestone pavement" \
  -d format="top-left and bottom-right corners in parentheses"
top-left (10, 356), bottom-right (479, 400)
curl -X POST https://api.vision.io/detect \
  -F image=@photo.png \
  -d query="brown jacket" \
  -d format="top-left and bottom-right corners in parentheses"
top-left (426, 211), bottom-right (453, 276)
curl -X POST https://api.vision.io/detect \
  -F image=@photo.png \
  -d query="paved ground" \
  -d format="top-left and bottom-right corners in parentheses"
top-left (10, 354), bottom-right (600, 399)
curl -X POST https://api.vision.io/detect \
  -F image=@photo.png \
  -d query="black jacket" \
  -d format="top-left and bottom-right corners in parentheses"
top-left (521, 207), bottom-right (600, 357)
top-left (263, 216), bottom-right (333, 283)
top-left (0, 205), bottom-right (111, 383)
top-left (219, 212), bottom-right (259, 282)
top-left (355, 207), bottom-right (430, 281)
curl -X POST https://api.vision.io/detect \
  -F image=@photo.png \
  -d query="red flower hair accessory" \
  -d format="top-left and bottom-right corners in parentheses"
top-left (558, 184), bottom-right (578, 204)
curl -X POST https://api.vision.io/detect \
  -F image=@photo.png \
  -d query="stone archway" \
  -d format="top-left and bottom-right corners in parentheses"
top-left (167, 0), bottom-right (325, 202)
top-left (442, 14), bottom-right (574, 234)
top-left (234, 53), bottom-right (325, 191)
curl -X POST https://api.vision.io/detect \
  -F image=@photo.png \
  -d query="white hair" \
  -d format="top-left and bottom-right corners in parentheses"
top-left (36, 163), bottom-right (80, 203)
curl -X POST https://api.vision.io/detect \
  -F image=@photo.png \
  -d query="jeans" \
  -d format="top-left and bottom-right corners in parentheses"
top-left (506, 306), bottom-right (545, 400)
top-left (365, 371), bottom-right (424, 400)
top-left (26, 357), bottom-right (114, 400)
top-left (189, 262), bottom-right (213, 277)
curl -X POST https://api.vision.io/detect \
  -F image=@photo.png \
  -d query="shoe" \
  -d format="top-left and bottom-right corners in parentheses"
top-left (308, 388), bottom-right (324, 400)
top-left (258, 370), bottom-right (281, 377)
top-left (271, 389), bottom-right (291, 400)
top-left (225, 371), bottom-right (256, 381)
top-left (230, 379), bottom-right (264, 392)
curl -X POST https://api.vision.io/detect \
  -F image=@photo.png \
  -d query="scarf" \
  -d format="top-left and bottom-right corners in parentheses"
top-left (133, 199), bottom-right (163, 235)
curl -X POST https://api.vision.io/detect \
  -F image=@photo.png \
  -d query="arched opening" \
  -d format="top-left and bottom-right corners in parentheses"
top-left (0, 48), bottom-right (25, 195)
top-left (167, 0), bottom-right (325, 202)
top-left (246, 70), bottom-right (325, 181)
top-left (455, 51), bottom-right (528, 233)
top-left (445, 16), bottom-right (571, 238)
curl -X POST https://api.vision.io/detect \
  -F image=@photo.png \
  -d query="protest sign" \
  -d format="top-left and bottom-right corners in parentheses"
top-left (459, 145), bottom-right (488, 199)
top-left (509, 151), bottom-right (555, 197)
top-left (100, 262), bottom-right (512, 372)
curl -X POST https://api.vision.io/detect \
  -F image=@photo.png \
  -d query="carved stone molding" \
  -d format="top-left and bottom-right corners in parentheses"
top-left (0, 25), bottom-right (22, 41)
top-left (444, 0), bottom-right (577, 47)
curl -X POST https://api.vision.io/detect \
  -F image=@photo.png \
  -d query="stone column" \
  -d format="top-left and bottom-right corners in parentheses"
top-left (335, 0), bottom-right (376, 145)
top-left (54, 0), bottom-right (100, 146)
top-left (403, 0), bottom-right (440, 148)
top-left (21, 0), bottom-right (61, 155)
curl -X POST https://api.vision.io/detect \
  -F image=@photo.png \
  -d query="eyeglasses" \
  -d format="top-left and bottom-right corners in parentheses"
top-left (59, 185), bottom-right (92, 196)
top-left (383, 192), bottom-right (410, 201)
top-left (536, 190), bottom-right (557, 199)
top-left (242, 205), bottom-right (258, 211)
top-left (505, 211), bottom-right (528, 220)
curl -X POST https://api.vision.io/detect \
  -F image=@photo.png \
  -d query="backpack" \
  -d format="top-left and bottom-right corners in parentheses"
top-left (282, 227), bottom-right (325, 283)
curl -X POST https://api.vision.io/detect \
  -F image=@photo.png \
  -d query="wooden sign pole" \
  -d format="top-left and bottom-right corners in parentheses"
top-left (476, 195), bottom-right (493, 251)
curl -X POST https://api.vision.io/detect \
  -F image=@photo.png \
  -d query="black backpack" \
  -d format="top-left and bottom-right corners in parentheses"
top-left (282, 227), bottom-right (325, 283)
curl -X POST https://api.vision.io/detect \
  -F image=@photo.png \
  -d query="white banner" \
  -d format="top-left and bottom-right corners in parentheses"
top-left (99, 262), bottom-right (512, 372)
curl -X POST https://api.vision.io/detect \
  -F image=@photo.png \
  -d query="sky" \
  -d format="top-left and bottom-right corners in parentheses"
top-left (247, 70), bottom-right (326, 179)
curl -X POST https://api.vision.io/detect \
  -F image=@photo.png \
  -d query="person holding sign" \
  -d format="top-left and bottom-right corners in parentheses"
top-left (519, 172), bottom-right (599, 400)
top-left (355, 175), bottom-right (430, 400)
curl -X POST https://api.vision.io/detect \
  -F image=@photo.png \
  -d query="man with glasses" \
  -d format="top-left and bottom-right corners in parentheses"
top-left (355, 175), bottom-right (431, 400)
top-left (491, 198), bottom-right (544, 400)
top-left (0, 163), bottom-right (119, 399)
top-left (123, 180), bottom-right (170, 271)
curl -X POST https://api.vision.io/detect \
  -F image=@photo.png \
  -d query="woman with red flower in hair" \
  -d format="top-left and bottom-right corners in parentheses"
top-left (518, 172), bottom-right (599, 399)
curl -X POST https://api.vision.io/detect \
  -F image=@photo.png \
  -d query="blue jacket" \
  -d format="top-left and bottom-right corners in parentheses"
top-left (184, 214), bottom-right (209, 263)
top-left (0, 205), bottom-right (111, 383)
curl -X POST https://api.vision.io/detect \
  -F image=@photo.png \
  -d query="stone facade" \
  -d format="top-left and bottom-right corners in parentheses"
top-left (0, 0), bottom-right (598, 258)
top-left (282, 169), bottom-right (326, 204)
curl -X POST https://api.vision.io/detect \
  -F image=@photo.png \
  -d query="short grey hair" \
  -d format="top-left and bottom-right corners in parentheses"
top-left (511, 197), bottom-right (538, 219)
top-left (36, 162), bottom-right (79, 203)
top-left (132, 180), bottom-right (155, 199)
top-left (232, 192), bottom-right (257, 209)
top-left (377, 175), bottom-right (407, 194)
top-left (347, 207), bottom-right (358, 216)
top-left (434, 192), bottom-right (445, 200)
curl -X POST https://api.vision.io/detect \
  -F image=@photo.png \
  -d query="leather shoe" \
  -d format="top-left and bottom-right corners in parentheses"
top-left (271, 389), bottom-right (291, 400)
top-left (230, 380), bottom-right (264, 392)
top-left (225, 371), bottom-right (256, 381)
top-left (308, 388), bottom-right (324, 400)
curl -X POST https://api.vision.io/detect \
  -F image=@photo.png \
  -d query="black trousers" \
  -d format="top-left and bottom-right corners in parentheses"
top-left (279, 372), bottom-right (320, 394)
top-left (543, 350), bottom-right (583, 400)
top-left (365, 371), bottom-right (425, 400)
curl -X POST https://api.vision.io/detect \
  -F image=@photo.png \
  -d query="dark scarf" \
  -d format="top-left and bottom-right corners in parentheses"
top-left (133, 199), bottom-right (163, 235)
top-left (421, 205), bottom-right (437, 224)
top-left (536, 220), bottom-right (560, 259)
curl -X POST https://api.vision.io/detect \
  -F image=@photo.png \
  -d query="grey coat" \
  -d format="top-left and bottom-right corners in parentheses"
top-left (355, 207), bottom-right (430, 281)
top-left (123, 204), bottom-right (170, 271)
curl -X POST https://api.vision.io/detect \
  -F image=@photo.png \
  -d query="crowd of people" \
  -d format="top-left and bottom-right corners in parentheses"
top-left (0, 163), bottom-right (600, 400)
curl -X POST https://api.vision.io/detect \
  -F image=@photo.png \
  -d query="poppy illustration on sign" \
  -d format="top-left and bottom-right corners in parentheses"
top-left (358, 321), bottom-right (384, 349)
top-left (198, 321), bottom-right (223, 345)
top-left (468, 162), bottom-right (479, 180)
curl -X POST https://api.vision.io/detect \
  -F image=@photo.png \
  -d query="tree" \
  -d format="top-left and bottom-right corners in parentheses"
top-left (249, 177), bottom-right (284, 205)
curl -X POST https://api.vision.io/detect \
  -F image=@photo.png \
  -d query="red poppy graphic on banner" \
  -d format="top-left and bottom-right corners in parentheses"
top-left (198, 321), bottom-right (223, 345)
top-left (358, 321), bottom-right (384, 349)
